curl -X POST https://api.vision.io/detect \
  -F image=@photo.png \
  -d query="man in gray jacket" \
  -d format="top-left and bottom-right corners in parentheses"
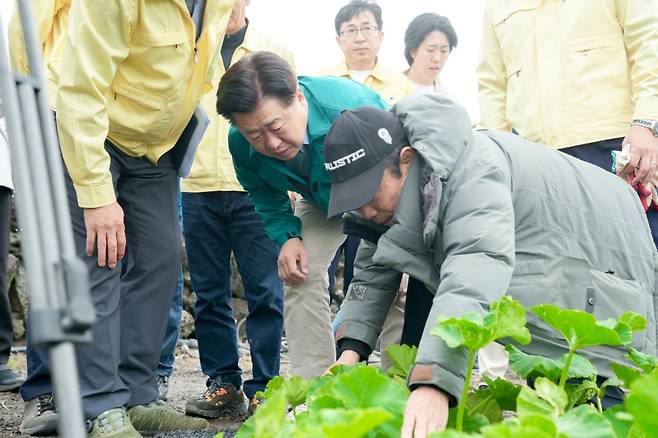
top-left (323, 95), bottom-right (658, 436)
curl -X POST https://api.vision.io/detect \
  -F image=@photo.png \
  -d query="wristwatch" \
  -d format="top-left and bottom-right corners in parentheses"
top-left (632, 119), bottom-right (658, 137)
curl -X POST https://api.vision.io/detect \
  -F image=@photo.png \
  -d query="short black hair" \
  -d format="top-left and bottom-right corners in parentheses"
top-left (383, 144), bottom-right (406, 178)
top-left (404, 13), bottom-right (458, 66)
top-left (334, 0), bottom-right (383, 35)
top-left (216, 51), bottom-right (297, 124)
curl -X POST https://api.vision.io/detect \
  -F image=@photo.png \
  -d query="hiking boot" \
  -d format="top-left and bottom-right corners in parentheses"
top-left (0, 367), bottom-right (25, 392)
top-left (128, 399), bottom-right (208, 434)
top-left (87, 407), bottom-right (141, 438)
top-left (185, 379), bottom-right (247, 419)
top-left (156, 375), bottom-right (169, 401)
top-left (20, 394), bottom-right (58, 436)
top-left (246, 395), bottom-right (265, 418)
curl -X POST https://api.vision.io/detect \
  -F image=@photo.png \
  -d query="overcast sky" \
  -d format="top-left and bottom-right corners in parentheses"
top-left (1, 0), bottom-right (485, 120)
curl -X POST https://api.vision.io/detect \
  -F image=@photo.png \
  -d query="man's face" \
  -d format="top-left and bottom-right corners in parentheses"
top-left (336, 10), bottom-right (383, 69)
top-left (232, 91), bottom-right (308, 161)
top-left (227, 0), bottom-right (249, 34)
top-left (357, 168), bottom-right (405, 225)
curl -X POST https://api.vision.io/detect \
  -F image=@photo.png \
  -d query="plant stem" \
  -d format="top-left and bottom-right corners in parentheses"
top-left (559, 348), bottom-right (575, 389)
top-left (457, 350), bottom-right (476, 432)
top-left (596, 396), bottom-right (603, 414)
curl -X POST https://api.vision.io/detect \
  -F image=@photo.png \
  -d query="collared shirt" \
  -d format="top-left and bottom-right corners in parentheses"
top-left (181, 25), bottom-right (296, 194)
top-left (477, 0), bottom-right (658, 149)
top-left (314, 60), bottom-right (415, 105)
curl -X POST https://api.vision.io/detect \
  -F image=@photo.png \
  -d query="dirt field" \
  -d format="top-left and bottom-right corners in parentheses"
top-left (0, 343), bottom-right (294, 438)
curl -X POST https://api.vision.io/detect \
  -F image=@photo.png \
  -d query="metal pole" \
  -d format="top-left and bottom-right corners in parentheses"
top-left (0, 1), bottom-right (95, 437)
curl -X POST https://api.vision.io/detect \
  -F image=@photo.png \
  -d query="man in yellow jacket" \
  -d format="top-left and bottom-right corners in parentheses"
top-left (315, 0), bottom-right (414, 105)
top-left (177, 0), bottom-right (294, 419)
top-left (13, 0), bottom-right (233, 436)
top-left (478, 0), bottom-right (658, 245)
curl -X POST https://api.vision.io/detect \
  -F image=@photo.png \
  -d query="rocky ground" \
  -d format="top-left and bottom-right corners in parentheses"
top-left (0, 341), bottom-right (294, 438)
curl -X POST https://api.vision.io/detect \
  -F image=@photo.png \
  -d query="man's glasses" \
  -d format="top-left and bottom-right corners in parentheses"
top-left (339, 25), bottom-right (379, 39)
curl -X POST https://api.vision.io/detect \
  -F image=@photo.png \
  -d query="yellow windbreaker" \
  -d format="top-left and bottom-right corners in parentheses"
top-left (181, 26), bottom-right (295, 193)
top-left (56, 0), bottom-right (233, 208)
top-left (477, 0), bottom-right (658, 149)
top-left (315, 60), bottom-right (414, 106)
top-left (8, 0), bottom-right (70, 106)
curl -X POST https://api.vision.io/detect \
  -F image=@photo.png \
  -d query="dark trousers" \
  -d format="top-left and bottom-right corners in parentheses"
top-left (21, 142), bottom-right (180, 420)
top-left (561, 138), bottom-right (658, 248)
top-left (182, 191), bottom-right (283, 399)
top-left (327, 235), bottom-right (360, 302)
top-left (0, 187), bottom-right (13, 366)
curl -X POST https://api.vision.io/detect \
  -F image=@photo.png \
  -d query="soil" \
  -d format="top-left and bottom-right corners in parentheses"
top-left (0, 342), bottom-right (294, 438)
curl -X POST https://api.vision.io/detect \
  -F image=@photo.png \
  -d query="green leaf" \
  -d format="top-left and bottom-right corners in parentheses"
top-left (428, 431), bottom-right (482, 438)
top-left (261, 376), bottom-right (285, 399)
top-left (214, 433), bottom-right (225, 438)
top-left (431, 297), bottom-right (530, 352)
top-left (385, 344), bottom-right (418, 380)
top-left (481, 376), bottom-right (521, 412)
top-left (611, 363), bottom-right (642, 389)
top-left (484, 296), bottom-right (532, 345)
top-left (625, 370), bottom-right (658, 436)
top-left (447, 407), bottom-right (490, 433)
top-left (506, 345), bottom-right (597, 381)
top-left (598, 377), bottom-right (623, 402)
top-left (516, 378), bottom-right (567, 417)
top-left (481, 414), bottom-right (558, 438)
top-left (601, 405), bottom-right (634, 438)
top-left (292, 408), bottom-right (392, 438)
top-left (235, 391), bottom-right (291, 438)
top-left (625, 348), bottom-right (658, 374)
top-left (556, 404), bottom-right (616, 438)
top-left (565, 379), bottom-right (599, 409)
top-left (467, 388), bottom-right (502, 423)
top-left (531, 304), bottom-right (633, 350)
top-left (618, 312), bottom-right (647, 332)
top-left (281, 375), bottom-right (310, 409)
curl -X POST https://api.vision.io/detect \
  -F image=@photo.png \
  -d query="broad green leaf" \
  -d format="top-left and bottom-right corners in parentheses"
top-left (447, 407), bottom-right (490, 432)
top-left (565, 379), bottom-right (599, 409)
top-left (429, 431), bottom-right (482, 438)
top-left (534, 377), bottom-right (568, 414)
top-left (306, 374), bottom-right (334, 398)
top-left (292, 408), bottom-right (391, 438)
top-left (611, 363), bottom-right (641, 389)
top-left (618, 312), bottom-right (647, 332)
top-left (432, 312), bottom-right (488, 350)
top-left (467, 387), bottom-right (503, 423)
top-left (431, 297), bottom-right (530, 352)
top-left (214, 433), bottom-right (224, 438)
top-left (281, 375), bottom-right (310, 409)
top-left (481, 375), bottom-right (521, 412)
top-left (385, 344), bottom-right (418, 380)
top-left (506, 345), bottom-right (597, 381)
top-left (484, 296), bottom-right (532, 345)
top-left (329, 362), bottom-right (366, 376)
top-left (261, 375), bottom-right (285, 399)
top-left (556, 404), bottom-right (616, 438)
top-left (516, 385), bottom-right (558, 417)
top-left (531, 305), bottom-right (632, 349)
top-left (626, 348), bottom-right (658, 374)
top-left (235, 391), bottom-right (291, 438)
top-left (602, 405), bottom-right (634, 438)
top-left (517, 378), bottom-right (567, 417)
top-left (625, 370), bottom-right (658, 436)
top-left (481, 414), bottom-right (558, 438)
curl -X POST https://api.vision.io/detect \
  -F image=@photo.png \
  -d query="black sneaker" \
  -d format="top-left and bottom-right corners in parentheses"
top-left (185, 379), bottom-right (246, 419)
top-left (20, 394), bottom-right (58, 436)
top-left (246, 396), bottom-right (265, 417)
top-left (0, 368), bottom-right (25, 392)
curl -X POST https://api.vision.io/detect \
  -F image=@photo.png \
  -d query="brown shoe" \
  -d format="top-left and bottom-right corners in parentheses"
top-left (246, 395), bottom-right (265, 418)
top-left (184, 379), bottom-right (246, 419)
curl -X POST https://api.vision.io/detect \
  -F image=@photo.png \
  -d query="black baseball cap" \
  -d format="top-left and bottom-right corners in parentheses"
top-left (324, 106), bottom-right (408, 218)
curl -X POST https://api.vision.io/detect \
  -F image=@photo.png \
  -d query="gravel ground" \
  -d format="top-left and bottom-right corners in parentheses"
top-left (0, 342), bottom-right (293, 437)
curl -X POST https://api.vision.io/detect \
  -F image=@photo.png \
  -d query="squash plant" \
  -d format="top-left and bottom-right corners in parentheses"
top-left (223, 297), bottom-right (657, 438)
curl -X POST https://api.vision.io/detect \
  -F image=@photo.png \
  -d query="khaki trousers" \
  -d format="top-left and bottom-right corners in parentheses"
top-left (285, 199), bottom-right (346, 378)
